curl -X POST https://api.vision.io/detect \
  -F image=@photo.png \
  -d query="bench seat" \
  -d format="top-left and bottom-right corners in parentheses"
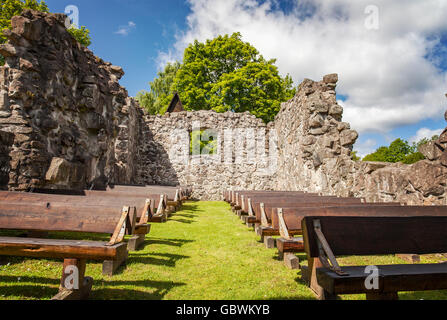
top-left (0, 237), bottom-right (128, 261)
top-left (317, 263), bottom-right (447, 295)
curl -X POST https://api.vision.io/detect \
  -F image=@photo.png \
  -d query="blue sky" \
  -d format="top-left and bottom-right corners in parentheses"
top-left (45, 0), bottom-right (190, 97)
top-left (44, 0), bottom-right (447, 157)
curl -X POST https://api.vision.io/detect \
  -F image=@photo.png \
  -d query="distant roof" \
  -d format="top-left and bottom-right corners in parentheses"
top-left (167, 93), bottom-right (185, 113)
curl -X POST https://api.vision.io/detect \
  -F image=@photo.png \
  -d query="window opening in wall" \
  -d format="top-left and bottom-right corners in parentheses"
top-left (190, 129), bottom-right (218, 156)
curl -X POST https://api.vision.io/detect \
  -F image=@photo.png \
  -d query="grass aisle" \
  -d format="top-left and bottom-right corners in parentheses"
top-left (0, 201), bottom-right (446, 300)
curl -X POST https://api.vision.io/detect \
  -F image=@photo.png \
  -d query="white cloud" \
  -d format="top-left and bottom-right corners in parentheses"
top-left (160, 0), bottom-right (447, 133)
top-left (409, 127), bottom-right (444, 144)
top-left (115, 21), bottom-right (136, 36)
top-left (354, 139), bottom-right (377, 158)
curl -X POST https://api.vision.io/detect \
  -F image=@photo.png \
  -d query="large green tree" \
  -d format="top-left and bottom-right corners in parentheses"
top-left (136, 61), bottom-right (181, 115)
top-left (362, 136), bottom-right (439, 164)
top-left (0, 0), bottom-right (91, 65)
top-left (163, 33), bottom-right (295, 122)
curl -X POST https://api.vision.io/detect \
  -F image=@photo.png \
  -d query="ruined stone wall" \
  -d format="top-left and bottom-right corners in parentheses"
top-left (273, 74), bottom-right (447, 205)
top-left (136, 111), bottom-right (276, 200)
top-left (0, 10), bottom-right (139, 191)
top-left (0, 131), bottom-right (14, 190)
top-left (1, 11), bottom-right (446, 203)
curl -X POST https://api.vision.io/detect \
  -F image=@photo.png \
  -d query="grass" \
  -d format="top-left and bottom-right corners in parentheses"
top-left (0, 201), bottom-right (446, 300)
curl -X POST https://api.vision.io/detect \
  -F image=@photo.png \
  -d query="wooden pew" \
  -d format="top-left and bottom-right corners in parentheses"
top-left (106, 185), bottom-right (183, 209)
top-left (0, 203), bottom-right (132, 299)
top-left (267, 203), bottom-right (401, 268)
top-left (249, 197), bottom-right (365, 236)
top-left (84, 190), bottom-right (169, 222)
top-left (242, 195), bottom-right (360, 225)
top-left (302, 215), bottom-right (447, 300)
top-left (231, 191), bottom-right (311, 210)
top-left (0, 191), bottom-right (152, 250)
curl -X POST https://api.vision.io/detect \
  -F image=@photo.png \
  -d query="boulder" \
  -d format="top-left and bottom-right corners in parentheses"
top-left (323, 73), bottom-right (338, 84)
top-left (418, 141), bottom-right (443, 161)
top-left (45, 157), bottom-right (85, 188)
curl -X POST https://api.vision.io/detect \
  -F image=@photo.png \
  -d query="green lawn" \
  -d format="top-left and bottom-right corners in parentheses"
top-left (0, 201), bottom-right (446, 300)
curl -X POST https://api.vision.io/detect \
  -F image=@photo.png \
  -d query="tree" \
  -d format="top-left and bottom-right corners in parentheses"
top-left (67, 25), bottom-right (91, 47)
top-left (363, 139), bottom-right (414, 163)
top-left (0, 0), bottom-right (91, 65)
top-left (363, 136), bottom-right (439, 165)
top-left (351, 151), bottom-right (361, 161)
top-left (171, 33), bottom-right (295, 122)
top-left (136, 62), bottom-right (181, 115)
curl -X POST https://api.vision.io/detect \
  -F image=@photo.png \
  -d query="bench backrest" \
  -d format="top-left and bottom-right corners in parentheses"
top-left (231, 191), bottom-right (311, 204)
top-left (84, 190), bottom-right (166, 205)
top-left (242, 194), bottom-right (327, 210)
top-left (0, 203), bottom-right (135, 235)
top-left (252, 198), bottom-right (365, 221)
top-left (272, 203), bottom-right (405, 229)
top-left (302, 215), bottom-right (447, 257)
top-left (107, 185), bottom-right (178, 198)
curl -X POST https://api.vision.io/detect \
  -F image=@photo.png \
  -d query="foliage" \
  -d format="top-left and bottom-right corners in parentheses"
top-left (170, 33), bottom-right (295, 123)
top-left (0, 0), bottom-right (49, 43)
top-left (363, 135), bottom-right (439, 164)
top-left (0, 0), bottom-right (48, 65)
top-left (401, 152), bottom-right (426, 165)
top-left (67, 25), bottom-right (91, 47)
top-left (351, 151), bottom-right (361, 161)
top-left (190, 130), bottom-right (217, 155)
top-left (0, 0), bottom-right (90, 66)
top-left (136, 62), bottom-right (181, 115)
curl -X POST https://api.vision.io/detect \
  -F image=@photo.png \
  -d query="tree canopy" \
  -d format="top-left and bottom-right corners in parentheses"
top-left (136, 61), bottom-right (181, 115)
top-left (360, 136), bottom-right (439, 164)
top-left (139, 33), bottom-right (296, 122)
top-left (0, 0), bottom-right (91, 65)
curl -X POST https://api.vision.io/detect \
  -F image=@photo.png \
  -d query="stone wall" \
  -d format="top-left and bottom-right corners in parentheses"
top-left (273, 75), bottom-right (447, 205)
top-left (0, 10), bottom-right (139, 191)
top-left (0, 130), bottom-right (14, 190)
top-left (1, 10), bottom-right (446, 203)
top-left (136, 111), bottom-right (276, 200)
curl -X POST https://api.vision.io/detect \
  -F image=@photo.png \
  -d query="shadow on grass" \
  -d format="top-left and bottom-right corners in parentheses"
top-left (128, 252), bottom-right (189, 268)
top-left (179, 202), bottom-right (201, 210)
top-left (174, 213), bottom-right (199, 219)
top-left (144, 237), bottom-right (195, 247)
top-left (0, 276), bottom-right (186, 300)
top-left (92, 279), bottom-right (187, 300)
top-left (169, 218), bottom-right (197, 224)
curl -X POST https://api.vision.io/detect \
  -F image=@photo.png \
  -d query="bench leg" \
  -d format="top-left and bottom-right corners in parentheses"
top-left (308, 258), bottom-right (339, 300)
top-left (264, 236), bottom-right (276, 249)
top-left (366, 292), bottom-right (399, 300)
top-left (283, 253), bottom-right (300, 270)
top-left (127, 234), bottom-right (146, 251)
top-left (103, 251), bottom-right (128, 276)
top-left (167, 205), bottom-right (176, 214)
top-left (301, 265), bottom-right (309, 285)
top-left (52, 259), bottom-right (92, 300)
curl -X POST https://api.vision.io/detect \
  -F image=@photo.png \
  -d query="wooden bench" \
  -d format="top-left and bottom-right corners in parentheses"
top-left (302, 215), bottom-right (447, 300)
top-left (0, 191), bottom-right (152, 250)
top-left (230, 191), bottom-right (311, 210)
top-left (244, 196), bottom-right (363, 226)
top-left (84, 190), bottom-right (169, 222)
top-left (107, 185), bottom-right (183, 209)
top-left (265, 203), bottom-right (402, 268)
top-left (0, 203), bottom-right (133, 299)
top-left (248, 197), bottom-right (365, 241)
